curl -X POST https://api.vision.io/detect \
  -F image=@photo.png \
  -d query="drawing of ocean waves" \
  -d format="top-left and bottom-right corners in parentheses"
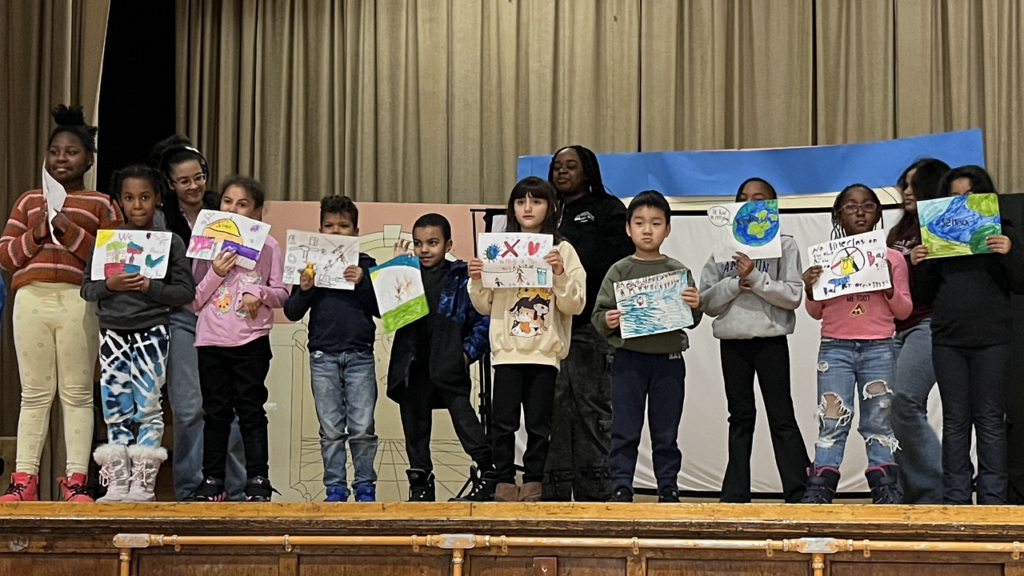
top-left (619, 287), bottom-right (693, 338)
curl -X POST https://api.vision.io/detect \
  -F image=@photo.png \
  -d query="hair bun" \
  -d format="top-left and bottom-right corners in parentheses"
top-left (51, 104), bottom-right (87, 127)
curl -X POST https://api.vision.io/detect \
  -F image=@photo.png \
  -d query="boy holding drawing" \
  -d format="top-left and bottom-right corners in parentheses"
top-left (283, 195), bottom-right (381, 503)
top-left (82, 165), bottom-right (195, 502)
top-left (592, 190), bottom-right (702, 503)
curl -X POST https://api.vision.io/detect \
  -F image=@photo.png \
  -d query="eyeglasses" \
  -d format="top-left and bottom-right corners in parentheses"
top-left (173, 174), bottom-right (207, 187)
top-left (840, 201), bottom-right (879, 214)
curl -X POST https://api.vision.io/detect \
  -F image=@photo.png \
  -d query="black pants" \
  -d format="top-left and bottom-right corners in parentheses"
top-left (719, 337), bottom-right (809, 503)
top-left (543, 325), bottom-right (614, 501)
top-left (934, 343), bottom-right (1011, 504)
top-left (608, 348), bottom-right (685, 492)
top-left (197, 336), bottom-right (273, 480)
top-left (399, 363), bottom-right (492, 473)
top-left (491, 364), bottom-right (558, 484)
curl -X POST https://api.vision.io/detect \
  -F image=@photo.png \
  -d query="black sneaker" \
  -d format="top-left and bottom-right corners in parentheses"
top-left (865, 464), bottom-right (903, 504)
top-left (801, 465), bottom-right (840, 504)
top-left (187, 477), bottom-right (227, 502)
top-left (609, 487), bottom-right (634, 503)
top-left (244, 476), bottom-right (280, 502)
top-left (449, 465), bottom-right (497, 502)
top-left (406, 468), bottom-right (435, 502)
top-left (658, 486), bottom-right (680, 503)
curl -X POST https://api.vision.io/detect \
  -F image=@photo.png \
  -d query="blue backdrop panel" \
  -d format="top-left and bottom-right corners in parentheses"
top-left (516, 129), bottom-right (985, 198)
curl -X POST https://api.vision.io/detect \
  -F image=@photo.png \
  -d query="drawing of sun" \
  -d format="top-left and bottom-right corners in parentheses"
top-left (205, 218), bottom-right (243, 243)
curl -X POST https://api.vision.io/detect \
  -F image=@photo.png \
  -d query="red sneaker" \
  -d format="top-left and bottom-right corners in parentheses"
top-left (57, 473), bottom-right (94, 502)
top-left (0, 472), bottom-right (39, 502)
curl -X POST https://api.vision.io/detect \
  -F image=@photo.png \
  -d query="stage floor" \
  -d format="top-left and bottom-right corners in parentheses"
top-left (2, 503), bottom-right (1023, 576)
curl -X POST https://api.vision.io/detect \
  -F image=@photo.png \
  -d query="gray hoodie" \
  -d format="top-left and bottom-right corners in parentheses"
top-left (698, 235), bottom-right (802, 339)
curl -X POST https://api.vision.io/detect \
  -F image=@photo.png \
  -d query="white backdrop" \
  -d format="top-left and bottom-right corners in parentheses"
top-left (510, 209), bottom-right (944, 494)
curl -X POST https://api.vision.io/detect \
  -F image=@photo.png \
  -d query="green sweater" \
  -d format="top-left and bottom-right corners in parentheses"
top-left (592, 256), bottom-right (703, 354)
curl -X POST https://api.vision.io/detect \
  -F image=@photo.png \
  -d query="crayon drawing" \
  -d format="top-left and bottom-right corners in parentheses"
top-left (283, 230), bottom-right (360, 289)
top-left (708, 199), bottom-right (782, 263)
top-left (807, 229), bottom-right (890, 300)
top-left (917, 193), bottom-right (1002, 259)
top-left (614, 269), bottom-right (694, 339)
top-left (478, 233), bottom-right (553, 288)
top-left (91, 229), bottom-right (172, 279)
top-left (187, 209), bottom-right (272, 270)
top-left (370, 254), bottom-right (428, 333)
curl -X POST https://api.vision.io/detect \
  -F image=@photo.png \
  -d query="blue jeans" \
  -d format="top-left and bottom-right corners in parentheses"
top-left (309, 349), bottom-right (379, 489)
top-left (813, 338), bottom-right (898, 470)
top-left (891, 320), bottom-right (943, 503)
top-left (166, 308), bottom-right (246, 500)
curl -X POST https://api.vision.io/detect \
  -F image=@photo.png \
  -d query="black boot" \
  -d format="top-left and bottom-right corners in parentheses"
top-left (865, 463), bottom-right (903, 504)
top-left (800, 465), bottom-right (840, 504)
top-left (449, 465), bottom-right (497, 502)
top-left (406, 468), bottom-right (435, 502)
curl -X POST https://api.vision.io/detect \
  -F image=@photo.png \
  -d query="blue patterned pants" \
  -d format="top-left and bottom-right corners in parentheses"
top-left (99, 325), bottom-right (170, 448)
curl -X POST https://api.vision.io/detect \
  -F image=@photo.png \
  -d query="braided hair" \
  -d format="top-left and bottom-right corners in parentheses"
top-left (108, 164), bottom-right (167, 201)
top-left (49, 105), bottom-right (98, 152)
top-left (547, 145), bottom-right (613, 200)
top-left (831, 183), bottom-right (884, 240)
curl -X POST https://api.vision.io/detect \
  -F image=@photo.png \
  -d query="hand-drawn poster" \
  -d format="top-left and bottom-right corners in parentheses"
top-left (917, 193), bottom-right (1002, 259)
top-left (187, 210), bottom-right (271, 270)
top-left (42, 163), bottom-right (66, 244)
top-left (370, 254), bottom-right (428, 333)
top-left (708, 200), bottom-right (782, 263)
top-left (614, 270), bottom-right (694, 339)
top-left (477, 233), bottom-right (553, 288)
top-left (91, 230), bottom-right (173, 279)
top-left (284, 230), bottom-right (360, 289)
top-left (807, 229), bottom-right (891, 300)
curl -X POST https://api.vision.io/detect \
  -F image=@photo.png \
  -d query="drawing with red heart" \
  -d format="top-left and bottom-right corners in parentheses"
top-left (528, 241), bottom-right (541, 256)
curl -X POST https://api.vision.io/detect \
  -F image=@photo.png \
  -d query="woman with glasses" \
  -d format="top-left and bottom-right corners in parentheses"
top-left (151, 135), bottom-right (247, 501)
top-left (800, 184), bottom-right (911, 504)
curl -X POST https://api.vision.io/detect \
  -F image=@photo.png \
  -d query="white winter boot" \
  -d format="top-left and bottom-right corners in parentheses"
top-left (94, 444), bottom-right (131, 503)
top-left (124, 445), bottom-right (167, 502)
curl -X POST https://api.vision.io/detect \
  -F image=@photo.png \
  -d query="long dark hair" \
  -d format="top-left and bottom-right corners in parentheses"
top-left (831, 184), bottom-right (884, 240)
top-left (886, 158), bottom-right (950, 246)
top-left (547, 145), bottom-right (612, 200)
top-left (504, 176), bottom-right (563, 243)
top-left (940, 165), bottom-right (998, 197)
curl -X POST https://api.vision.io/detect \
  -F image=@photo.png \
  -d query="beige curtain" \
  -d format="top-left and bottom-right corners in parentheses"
top-left (177, 0), bottom-right (1024, 204)
top-left (0, 0), bottom-right (110, 493)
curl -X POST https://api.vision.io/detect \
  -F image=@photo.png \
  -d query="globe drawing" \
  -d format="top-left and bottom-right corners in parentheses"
top-left (732, 201), bottom-right (780, 247)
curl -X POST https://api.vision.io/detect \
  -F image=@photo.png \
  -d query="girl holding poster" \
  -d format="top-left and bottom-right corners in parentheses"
top-left (911, 166), bottom-right (1024, 504)
top-left (801, 184), bottom-right (911, 504)
top-left (468, 177), bottom-right (586, 502)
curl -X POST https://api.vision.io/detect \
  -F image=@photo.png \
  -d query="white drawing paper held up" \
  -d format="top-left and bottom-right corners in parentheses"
top-left (708, 199), bottom-right (782, 263)
top-left (806, 229), bottom-right (891, 301)
top-left (42, 162), bottom-right (67, 244)
top-left (614, 270), bottom-right (694, 339)
top-left (283, 230), bottom-right (360, 289)
top-left (186, 209), bottom-right (271, 270)
top-left (477, 233), bottom-right (554, 288)
top-left (370, 254), bottom-right (429, 333)
top-left (91, 229), bottom-right (173, 280)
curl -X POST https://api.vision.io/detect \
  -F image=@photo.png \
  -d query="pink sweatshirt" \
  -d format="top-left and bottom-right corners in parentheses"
top-left (805, 247), bottom-right (912, 340)
top-left (191, 235), bottom-right (289, 347)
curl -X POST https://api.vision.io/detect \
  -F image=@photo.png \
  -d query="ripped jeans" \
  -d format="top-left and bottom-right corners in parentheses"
top-left (813, 338), bottom-right (898, 470)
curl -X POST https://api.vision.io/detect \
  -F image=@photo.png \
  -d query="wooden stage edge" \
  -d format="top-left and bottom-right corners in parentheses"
top-left (4, 503), bottom-right (1024, 576)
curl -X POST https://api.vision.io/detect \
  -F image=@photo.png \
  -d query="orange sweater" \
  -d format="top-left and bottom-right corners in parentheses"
top-left (0, 189), bottom-right (124, 290)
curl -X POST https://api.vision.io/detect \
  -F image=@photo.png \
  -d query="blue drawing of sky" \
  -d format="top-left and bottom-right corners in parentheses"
top-left (617, 274), bottom-right (694, 339)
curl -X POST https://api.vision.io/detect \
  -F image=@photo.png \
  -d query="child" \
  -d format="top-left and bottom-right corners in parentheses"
top-left (188, 176), bottom-right (289, 501)
top-left (886, 159), bottom-right (948, 504)
top-left (468, 177), bottom-right (587, 502)
top-left (801, 184), bottom-right (911, 504)
top-left (911, 165), bottom-right (1024, 504)
top-left (283, 195), bottom-right (380, 502)
top-left (81, 165), bottom-right (195, 502)
top-left (699, 178), bottom-right (809, 503)
top-left (386, 214), bottom-right (492, 501)
top-left (0, 105), bottom-right (123, 502)
top-left (592, 190), bottom-right (702, 503)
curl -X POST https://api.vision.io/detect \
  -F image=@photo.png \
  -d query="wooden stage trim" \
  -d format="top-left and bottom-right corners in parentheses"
top-left (4, 503), bottom-right (1024, 576)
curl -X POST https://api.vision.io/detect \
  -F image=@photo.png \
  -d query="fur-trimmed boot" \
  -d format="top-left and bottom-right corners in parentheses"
top-left (124, 445), bottom-right (167, 502)
top-left (94, 444), bottom-right (131, 503)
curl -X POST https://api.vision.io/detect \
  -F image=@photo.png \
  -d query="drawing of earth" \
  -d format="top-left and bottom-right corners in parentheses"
top-left (920, 193), bottom-right (1002, 256)
top-left (732, 200), bottom-right (780, 247)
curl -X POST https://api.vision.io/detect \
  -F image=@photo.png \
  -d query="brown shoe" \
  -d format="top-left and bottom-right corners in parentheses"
top-left (494, 482), bottom-right (519, 502)
top-left (518, 482), bottom-right (542, 502)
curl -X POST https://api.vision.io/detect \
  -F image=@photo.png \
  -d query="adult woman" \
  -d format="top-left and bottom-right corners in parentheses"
top-left (543, 145), bottom-right (634, 501)
top-left (0, 106), bottom-right (123, 501)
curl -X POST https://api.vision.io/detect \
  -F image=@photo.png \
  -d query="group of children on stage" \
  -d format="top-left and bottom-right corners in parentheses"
top-left (2, 105), bottom-right (1021, 505)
